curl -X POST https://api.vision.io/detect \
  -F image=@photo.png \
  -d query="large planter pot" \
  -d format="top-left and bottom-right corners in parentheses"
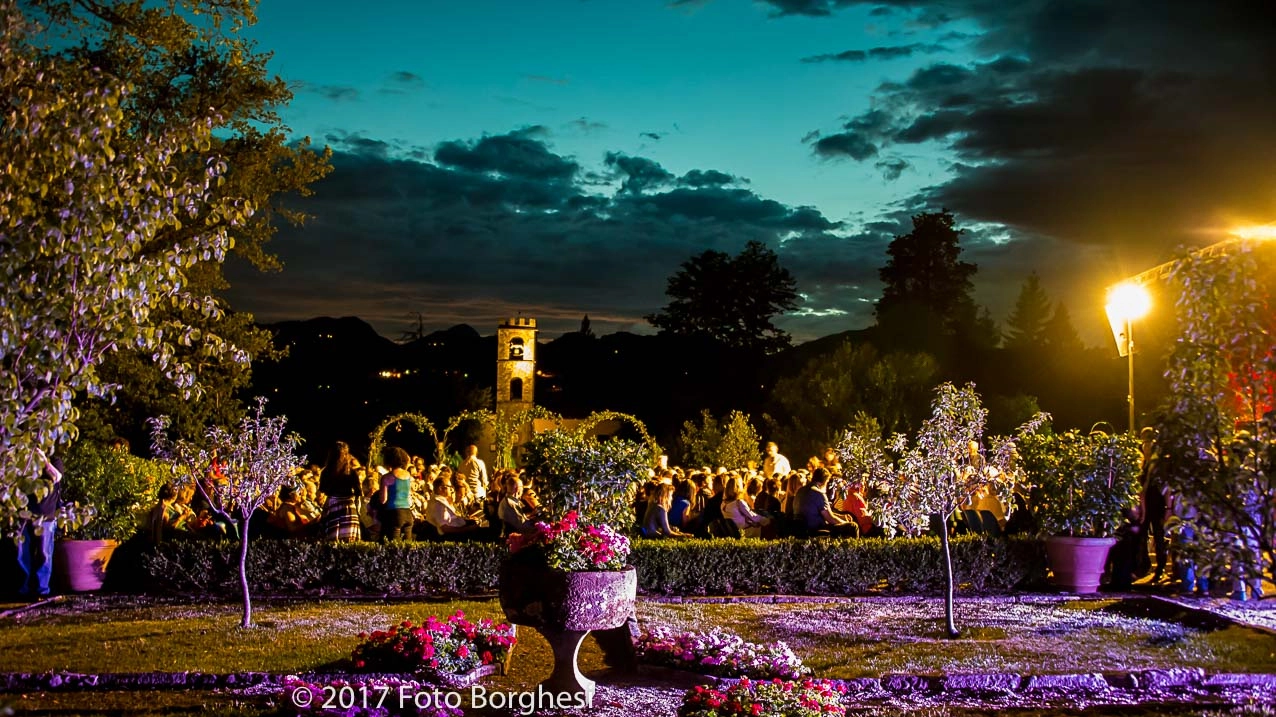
top-left (1045, 536), bottom-right (1117, 594)
top-left (55, 539), bottom-right (118, 592)
top-left (498, 561), bottom-right (637, 705)
top-left (499, 561), bottom-right (637, 631)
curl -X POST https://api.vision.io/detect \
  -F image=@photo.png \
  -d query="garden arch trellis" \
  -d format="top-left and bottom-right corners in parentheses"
top-left (573, 410), bottom-right (661, 457)
top-left (367, 413), bottom-right (441, 466)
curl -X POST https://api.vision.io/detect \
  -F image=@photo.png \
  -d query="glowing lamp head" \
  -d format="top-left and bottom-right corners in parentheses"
top-left (1106, 282), bottom-right (1152, 321)
top-left (1233, 225), bottom-right (1276, 241)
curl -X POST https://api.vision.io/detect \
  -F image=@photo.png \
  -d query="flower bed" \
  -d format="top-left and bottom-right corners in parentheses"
top-left (351, 610), bottom-right (515, 682)
top-left (637, 627), bottom-right (809, 680)
top-left (281, 675), bottom-right (463, 717)
top-left (679, 677), bottom-right (846, 717)
top-left (508, 509), bottom-right (631, 571)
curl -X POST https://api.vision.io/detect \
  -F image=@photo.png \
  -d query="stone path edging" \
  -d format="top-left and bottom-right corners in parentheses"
top-left (4, 668), bottom-right (1275, 697)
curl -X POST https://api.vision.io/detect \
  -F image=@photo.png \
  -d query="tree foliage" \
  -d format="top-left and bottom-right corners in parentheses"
top-left (1017, 429), bottom-right (1142, 538)
top-left (647, 240), bottom-right (799, 354)
top-left (25, 0), bottom-right (330, 442)
top-left (1156, 240), bottom-right (1276, 585)
top-left (150, 398), bottom-right (305, 627)
top-left (767, 342), bottom-right (937, 460)
top-left (521, 428), bottom-right (653, 534)
top-left (679, 409), bottom-right (762, 470)
top-left (837, 382), bottom-right (1047, 636)
top-left (1, 6), bottom-right (252, 533)
top-left (1004, 273), bottom-right (1052, 351)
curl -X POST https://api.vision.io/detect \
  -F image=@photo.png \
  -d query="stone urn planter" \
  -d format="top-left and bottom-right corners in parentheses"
top-left (55, 538), bottom-right (118, 592)
top-left (1045, 536), bottom-right (1118, 594)
top-left (499, 561), bottom-right (637, 703)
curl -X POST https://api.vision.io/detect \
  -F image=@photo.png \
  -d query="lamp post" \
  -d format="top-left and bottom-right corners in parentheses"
top-left (1105, 282), bottom-right (1152, 433)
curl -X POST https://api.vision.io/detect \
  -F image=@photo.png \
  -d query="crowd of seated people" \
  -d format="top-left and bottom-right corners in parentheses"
top-left (144, 439), bottom-right (1021, 545)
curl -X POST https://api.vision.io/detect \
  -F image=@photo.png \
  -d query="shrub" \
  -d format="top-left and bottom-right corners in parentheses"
top-left (636, 626), bottom-right (808, 679)
top-left (351, 610), bottom-right (515, 677)
top-left (679, 678), bottom-right (845, 717)
top-left (121, 535), bottom-right (1045, 598)
top-left (61, 441), bottom-right (167, 541)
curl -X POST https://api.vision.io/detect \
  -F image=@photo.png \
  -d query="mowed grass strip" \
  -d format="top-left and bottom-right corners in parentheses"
top-left (636, 598), bottom-right (1276, 678)
top-left (3, 597), bottom-right (1276, 679)
top-left (0, 599), bottom-right (505, 675)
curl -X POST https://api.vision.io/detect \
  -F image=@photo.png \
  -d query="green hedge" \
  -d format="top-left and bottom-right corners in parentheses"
top-left (115, 535), bottom-right (1046, 597)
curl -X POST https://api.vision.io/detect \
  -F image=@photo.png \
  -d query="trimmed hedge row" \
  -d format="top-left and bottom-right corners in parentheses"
top-left (112, 535), bottom-right (1047, 597)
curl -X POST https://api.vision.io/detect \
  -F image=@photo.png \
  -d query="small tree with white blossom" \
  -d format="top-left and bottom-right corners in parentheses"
top-left (838, 382), bottom-right (1047, 637)
top-left (151, 398), bottom-right (304, 628)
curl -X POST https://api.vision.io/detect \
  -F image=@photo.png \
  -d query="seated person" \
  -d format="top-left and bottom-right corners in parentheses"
top-left (426, 478), bottom-right (480, 538)
top-left (753, 477), bottom-right (783, 515)
top-left (643, 483), bottom-right (690, 539)
top-left (147, 482), bottom-right (192, 542)
top-left (669, 478), bottom-right (695, 530)
top-left (838, 483), bottom-right (875, 536)
top-left (270, 485), bottom-right (316, 537)
top-left (795, 469), bottom-right (858, 536)
top-left (499, 475), bottom-right (535, 535)
top-left (721, 476), bottom-right (771, 538)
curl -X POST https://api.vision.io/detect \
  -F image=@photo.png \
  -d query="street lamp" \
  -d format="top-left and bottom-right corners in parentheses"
top-left (1105, 282), bottom-right (1152, 433)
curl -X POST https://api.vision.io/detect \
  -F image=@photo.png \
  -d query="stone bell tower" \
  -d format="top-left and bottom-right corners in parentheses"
top-left (496, 317), bottom-right (537, 416)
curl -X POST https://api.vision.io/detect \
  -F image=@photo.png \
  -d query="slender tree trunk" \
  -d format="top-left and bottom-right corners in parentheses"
top-left (238, 519), bottom-right (252, 628)
top-left (939, 515), bottom-right (959, 638)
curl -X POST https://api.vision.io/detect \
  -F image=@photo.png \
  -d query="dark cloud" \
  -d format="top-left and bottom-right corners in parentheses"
top-left (796, 0), bottom-right (1276, 340)
top-left (680, 169), bottom-right (741, 188)
top-left (801, 42), bottom-right (947, 63)
top-left (604, 152), bottom-right (675, 194)
top-left (640, 131), bottom-right (666, 141)
top-left (226, 132), bottom-right (858, 341)
top-left (381, 71), bottom-right (426, 94)
top-left (302, 83), bottom-right (359, 102)
top-left (568, 117), bottom-right (608, 134)
top-left (874, 157), bottom-right (910, 181)
top-left (434, 127), bottom-right (578, 182)
top-left (814, 132), bottom-right (878, 161)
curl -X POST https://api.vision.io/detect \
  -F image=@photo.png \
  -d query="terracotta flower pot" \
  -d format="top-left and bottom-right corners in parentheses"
top-left (55, 539), bottom-right (118, 592)
top-left (1045, 536), bottom-right (1117, 594)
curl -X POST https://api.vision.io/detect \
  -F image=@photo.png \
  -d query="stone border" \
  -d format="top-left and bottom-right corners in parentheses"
top-left (4, 668), bottom-right (1275, 698)
top-left (712, 669), bottom-right (1276, 696)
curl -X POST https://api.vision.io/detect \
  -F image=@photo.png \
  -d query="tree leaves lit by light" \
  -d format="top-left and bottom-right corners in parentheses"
top-left (0, 7), bottom-right (252, 534)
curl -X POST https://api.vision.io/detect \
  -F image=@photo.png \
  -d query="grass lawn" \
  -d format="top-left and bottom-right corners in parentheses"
top-left (1, 596), bottom-right (1274, 679)
top-left (638, 597), bottom-right (1276, 678)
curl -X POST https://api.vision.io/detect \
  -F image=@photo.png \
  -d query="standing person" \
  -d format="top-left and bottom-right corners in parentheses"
top-left (16, 453), bottom-right (63, 599)
top-left (762, 442), bottom-right (791, 480)
top-left (378, 446), bottom-right (415, 542)
top-left (458, 444), bottom-right (488, 502)
top-left (319, 441), bottom-right (361, 542)
top-left (1138, 427), bottom-right (1168, 582)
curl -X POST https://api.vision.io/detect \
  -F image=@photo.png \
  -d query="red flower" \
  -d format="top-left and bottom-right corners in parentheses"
top-left (481, 651), bottom-right (493, 664)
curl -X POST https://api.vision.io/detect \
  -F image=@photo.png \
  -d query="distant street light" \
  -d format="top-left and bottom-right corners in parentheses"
top-left (1105, 282), bottom-right (1152, 433)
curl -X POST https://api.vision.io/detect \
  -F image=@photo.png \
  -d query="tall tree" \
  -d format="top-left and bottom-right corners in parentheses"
top-left (28, 0), bottom-right (331, 442)
top-left (875, 210), bottom-right (995, 352)
top-left (1042, 302), bottom-right (1086, 354)
top-left (767, 342), bottom-right (937, 460)
top-left (1, 5), bottom-right (252, 530)
top-left (1004, 273), bottom-right (1052, 351)
top-left (647, 240), bottom-right (799, 354)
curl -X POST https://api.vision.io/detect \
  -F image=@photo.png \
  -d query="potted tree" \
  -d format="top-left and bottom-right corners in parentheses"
top-left (57, 441), bottom-right (165, 591)
top-left (1019, 429), bottom-right (1142, 593)
top-left (498, 426), bottom-right (652, 703)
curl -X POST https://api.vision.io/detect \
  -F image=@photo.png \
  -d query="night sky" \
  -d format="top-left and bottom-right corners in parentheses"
top-left (222, 0), bottom-right (1276, 345)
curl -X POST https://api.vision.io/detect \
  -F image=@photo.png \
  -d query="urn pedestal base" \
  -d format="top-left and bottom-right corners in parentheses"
top-left (499, 562), bottom-right (638, 704)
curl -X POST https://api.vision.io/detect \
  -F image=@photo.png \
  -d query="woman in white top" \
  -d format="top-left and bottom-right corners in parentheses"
top-left (721, 476), bottom-right (769, 538)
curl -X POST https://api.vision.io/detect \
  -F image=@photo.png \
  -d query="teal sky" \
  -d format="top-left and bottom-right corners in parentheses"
top-left (224, 0), bottom-right (1276, 344)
